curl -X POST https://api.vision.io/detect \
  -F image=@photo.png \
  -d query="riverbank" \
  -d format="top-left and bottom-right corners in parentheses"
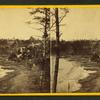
top-left (66, 55), bottom-right (100, 92)
top-left (54, 55), bottom-right (100, 92)
top-left (0, 55), bottom-right (50, 93)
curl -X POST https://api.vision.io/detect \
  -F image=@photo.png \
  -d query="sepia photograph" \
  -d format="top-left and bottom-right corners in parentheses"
top-left (0, 8), bottom-right (50, 93)
top-left (0, 7), bottom-right (100, 94)
top-left (51, 8), bottom-right (100, 93)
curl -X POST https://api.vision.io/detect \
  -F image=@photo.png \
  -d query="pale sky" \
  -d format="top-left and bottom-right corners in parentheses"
top-left (60, 8), bottom-right (100, 41)
top-left (0, 8), bottom-right (100, 40)
top-left (0, 8), bottom-right (42, 40)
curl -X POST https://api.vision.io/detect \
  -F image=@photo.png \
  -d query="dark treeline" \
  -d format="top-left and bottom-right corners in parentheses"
top-left (0, 38), bottom-right (100, 57)
top-left (0, 37), bottom-right (42, 55)
top-left (51, 39), bottom-right (99, 56)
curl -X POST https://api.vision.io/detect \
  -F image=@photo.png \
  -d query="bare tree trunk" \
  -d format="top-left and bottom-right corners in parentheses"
top-left (42, 8), bottom-right (50, 92)
top-left (53, 8), bottom-right (60, 92)
top-left (43, 8), bottom-right (48, 58)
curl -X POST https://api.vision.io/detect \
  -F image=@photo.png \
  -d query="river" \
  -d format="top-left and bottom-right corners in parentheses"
top-left (51, 56), bottom-right (96, 92)
top-left (0, 65), bottom-right (14, 78)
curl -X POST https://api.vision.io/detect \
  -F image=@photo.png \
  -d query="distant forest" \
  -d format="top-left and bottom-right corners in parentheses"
top-left (51, 40), bottom-right (100, 56)
top-left (0, 37), bottom-right (41, 55)
top-left (0, 38), bottom-right (100, 57)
